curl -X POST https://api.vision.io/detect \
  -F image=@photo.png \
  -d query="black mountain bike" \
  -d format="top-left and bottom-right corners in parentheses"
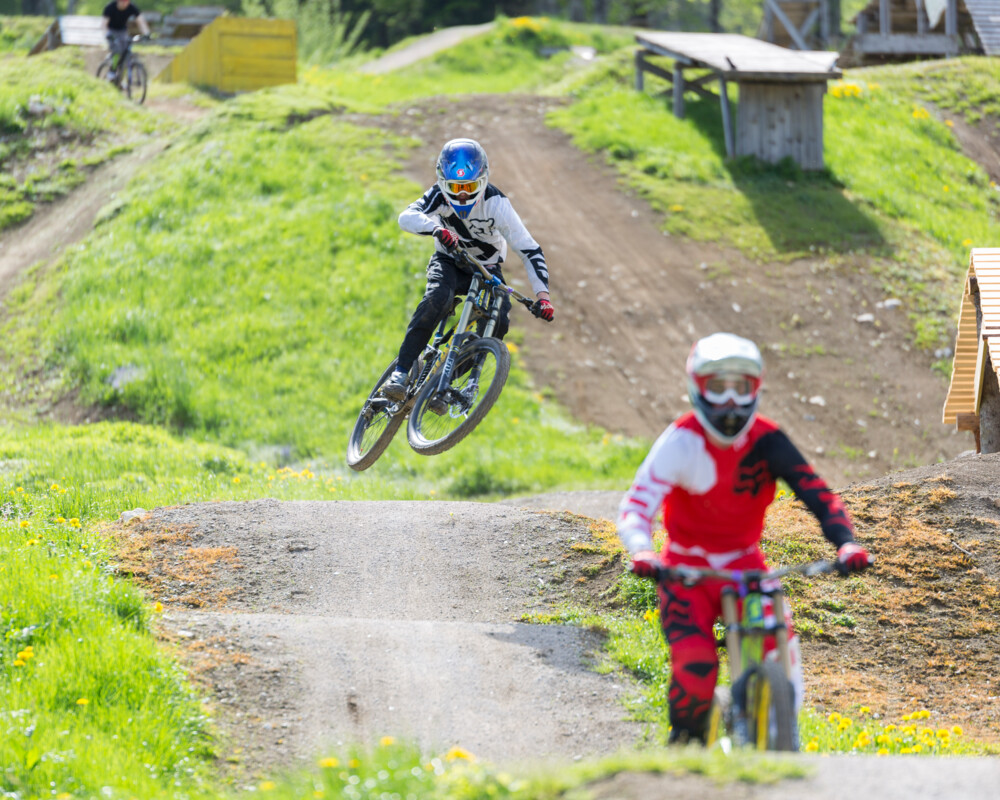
top-left (347, 247), bottom-right (549, 470)
top-left (638, 559), bottom-right (864, 752)
top-left (96, 34), bottom-right (149, 104)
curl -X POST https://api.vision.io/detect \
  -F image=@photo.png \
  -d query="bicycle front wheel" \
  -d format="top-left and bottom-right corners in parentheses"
top-left (126, 61), bottom-right (147, 104)
top-left (346, 360), bottom-right (406, 471)
top-left (407, 337), bottom-right (509, 456)
top-left (749, 661), bottom-right (797, 752)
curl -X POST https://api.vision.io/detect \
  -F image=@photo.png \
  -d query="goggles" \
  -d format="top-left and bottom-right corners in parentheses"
top-left (694, 373), bottom-right (760, 404)
top-left (446, 179), bottom-right (482, 196)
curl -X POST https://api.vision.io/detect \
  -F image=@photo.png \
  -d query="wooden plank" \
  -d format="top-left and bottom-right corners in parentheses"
top-left (852, 32), bottom-right (961, 53)
top-left (219, 34), bottom-right (296, 59)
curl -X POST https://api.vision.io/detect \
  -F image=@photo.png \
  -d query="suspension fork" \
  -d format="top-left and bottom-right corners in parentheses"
top-left (430, 275), bottom-right (482, 392)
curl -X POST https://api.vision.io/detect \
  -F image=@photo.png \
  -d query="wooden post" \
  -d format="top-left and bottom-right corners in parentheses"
top-left (915, 0), bottom-right (927, 35)
top-left (720, 77), bottom-right (734, 158)
top-left (879, 0), bottom-right (890, 36)
top-left (673, 65), bottom-right (685, 119)
top-left (945, 0), bottom-right (958, 36)
top-left (635, 49), bottom-right (644, 92)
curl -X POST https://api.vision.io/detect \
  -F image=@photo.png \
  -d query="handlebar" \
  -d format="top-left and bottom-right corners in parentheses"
top-left (452, 246), bottom-right (550, 321)
top-left (642, 558), bottom-right (849, 587)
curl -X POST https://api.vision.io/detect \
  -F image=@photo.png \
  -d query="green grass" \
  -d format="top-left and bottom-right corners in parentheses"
top-left (0, 15), bottom-right (51, 54)
top-left (0, 50), bottom-right (165, 230)
top-left (305, 16), bottom-right (632, 109)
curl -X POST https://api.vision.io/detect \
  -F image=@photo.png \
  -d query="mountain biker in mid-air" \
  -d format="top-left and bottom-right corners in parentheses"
top-left (617, 332), bottom-right (872, 744)
top-left (101, 0), bottom-right (150, 84)
top-left (381, 138), bottom-right (554, 402)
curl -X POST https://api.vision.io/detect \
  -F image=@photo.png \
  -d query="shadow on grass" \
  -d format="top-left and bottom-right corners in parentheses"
top-left (683, 96), bottom-right (887, 256)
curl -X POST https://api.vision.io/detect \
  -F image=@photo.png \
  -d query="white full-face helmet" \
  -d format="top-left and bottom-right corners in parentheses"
top-left (686, 332), bottom-right (764, 445)
top-left (436, 138), bottom-right (489, 219)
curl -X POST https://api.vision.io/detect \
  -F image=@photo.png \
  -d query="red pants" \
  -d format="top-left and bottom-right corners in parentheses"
top-left (658, 549), bottom-right (794, 737)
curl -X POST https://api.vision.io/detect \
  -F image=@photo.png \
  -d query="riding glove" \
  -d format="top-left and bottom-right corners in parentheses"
top-left (836, 542), bottom-right (872, 573)
top-left (433, 227), bottom-right (458, 250)
top-left (534, 298), bottom-right (555, 321)
top-left (630, 550), bottom-right (663, 579)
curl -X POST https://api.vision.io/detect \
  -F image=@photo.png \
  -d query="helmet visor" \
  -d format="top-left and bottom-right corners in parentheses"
top-left (695, 373), bottom-right (760, 404)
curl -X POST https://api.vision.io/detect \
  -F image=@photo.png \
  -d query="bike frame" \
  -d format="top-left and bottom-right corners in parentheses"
top-left (422, 248), bottom-right (535, 407)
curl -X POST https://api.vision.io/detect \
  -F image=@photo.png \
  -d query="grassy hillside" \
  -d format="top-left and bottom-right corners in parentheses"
top-left (0, 50), bottom-right (165, 229)
top-left (2, 15), bottom-right (999, 799)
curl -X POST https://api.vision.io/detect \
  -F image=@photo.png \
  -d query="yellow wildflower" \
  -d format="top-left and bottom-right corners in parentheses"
top-left (379, 736), bottom-right (396, 747)
top-left (877, 748), bottom-right (889, 755)
top-left (68, 518), bottom-right (80, 528)
top-left (50, 483), bottom-right (60, 491)
top-left (900, 747), bottom-right (913, 754)
top-left (859, 706), bottom-right (871, 714)
top-left (76, 698), bottom-right (89, 706)
top-left (55, 517), bottom-right (66, 524)
top-left (19, 520), bottom-right (30, 528)
top-left (669, 204), bottom-right (684, 212)
top-left (154, 602), bottom-right (163, 613)
top-left (885, 724), bottom-right (897, 732)
top-left (259, 781), bottom-right (276, 791)
top-left (952, 725), bottom-right (963, 736)
top-left (804, 740), bottom-right (819, 752)
top-left (233, 477), bottom-right (241, 484)
top-left (318, 757), bottom-right (339, 768)
top-left (13, 659), bottom-right (25, 667)
top-left (444, 746), bottom-right (475, 761)
top-left (945, 120), bottom-right (954, 127)
top-left (348, 759), bottom-right (360, 768)
top-left (936, 729), bottom-right (950, 739)
top-left (827, 712), bottom-right (842, 723)
top-left (963, 238), bottom-right (973, 247)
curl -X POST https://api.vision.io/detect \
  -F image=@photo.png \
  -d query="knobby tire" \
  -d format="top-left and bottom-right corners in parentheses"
top-left (407, 337), bottom-right (509, 456)
top-left (127, 61), bottom-right (147, 104)
top-left (750, 661), bottom-right (797, 752)
top-left (346, 360), bottom-right (406, 471)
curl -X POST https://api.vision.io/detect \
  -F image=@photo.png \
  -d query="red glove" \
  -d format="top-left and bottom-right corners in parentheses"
top-left (630, 550), bottom-right (663, 579)
top-left (534, 298), bottom-right (554, 321)
top-left (433, 227), bottom-right (458, 250)
top-left (837, 542), bottom-right (872, 573)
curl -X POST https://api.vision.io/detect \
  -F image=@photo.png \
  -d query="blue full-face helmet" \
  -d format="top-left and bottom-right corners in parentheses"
top-left (436, 138), bottom-right (489, 219)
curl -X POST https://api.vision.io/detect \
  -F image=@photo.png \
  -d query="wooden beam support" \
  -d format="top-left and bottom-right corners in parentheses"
top-left (879, 0), bottom-right (890, 36)
top-left (766, 0), bottom-right (810, 50)
top-left (719, 76), bottom-right (734, 158)
top-left (673, 65), bottom-right (685, 118)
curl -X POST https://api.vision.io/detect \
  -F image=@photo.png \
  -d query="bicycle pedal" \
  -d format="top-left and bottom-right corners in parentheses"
top-left (427, 397), bottom-right (449, 416)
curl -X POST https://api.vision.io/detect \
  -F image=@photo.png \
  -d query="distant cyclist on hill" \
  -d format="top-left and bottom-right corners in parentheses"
top-left (617, 332), bottom-right (871, 744)
top-left (381, 138), bottom-right (554, 401)
top-left (101, 0), bottom-right (150, 84)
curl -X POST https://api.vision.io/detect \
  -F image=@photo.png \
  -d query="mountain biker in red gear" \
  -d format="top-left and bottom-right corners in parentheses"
top-left (101, 0), bottom-right (150, 84)
top-left (381, 138), bottom-right (553, 401)
top-left (617, 332), bottom-right (871, 744)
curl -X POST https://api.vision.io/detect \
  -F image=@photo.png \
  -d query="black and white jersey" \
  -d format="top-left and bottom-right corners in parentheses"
top-left (398, 184), bottom-right (549, 295)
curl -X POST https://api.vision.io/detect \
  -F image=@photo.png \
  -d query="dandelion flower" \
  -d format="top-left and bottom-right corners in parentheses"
top-left (68, 518), bottom-right (81, 528)
top-left (669, 204), bottom-right (684, 212)
top-left (259, 781), bottom-right (276, 791)
top-left (55, 517), bottom-right (66, 524)
top-left (945, 120), bottom-right (954, 127)
top-left (233, 477), bottom-right (241, 484)
top-left (76, 698), bottom-right (89, 706)
top-left (154, 602), bottom-right (163, 613)
top-left (380, 736), bottom-right (396, 747)
top-left (859, 706), bottom-right (871, 714)
top-left (19, 520), bottom-right (29, 529)
top-left (827, 712), bottom-right (842, 723)
top-left (943, 185), bottom-right (950, 192)
top-left (444, 746), bottom-right (475, 761)
top-left (877, 748), bottom-right (889, 756)
top-left (348, 759), bottom-right (360, 768)
top-left (963, 238), bottom-right (973, 247)
top-left (318, 757), bottom-right (339, 768)
top-left (885, 724), bottom-right (897, 732)
top-left (804, 740), bottom-right (819, 752)
top-left (952, 725), bottom-right (963, 736)
top-left (900, 747), bottom-right (913, 754)
top-left (13, 659), bottom-right (25, 667)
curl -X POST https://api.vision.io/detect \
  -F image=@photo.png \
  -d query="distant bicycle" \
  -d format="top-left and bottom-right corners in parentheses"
top-left (96, 34), bottom-right (149, 104)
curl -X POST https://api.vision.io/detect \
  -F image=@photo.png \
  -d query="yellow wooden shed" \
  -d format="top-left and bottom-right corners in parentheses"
top-left (942, 247), bottom-right (1000, 452)
top-left (158, 16), bottom-right (296, 93)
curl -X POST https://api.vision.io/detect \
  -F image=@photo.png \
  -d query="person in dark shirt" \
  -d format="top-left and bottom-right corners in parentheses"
top-left (101, 0), bottom-right (150, 82)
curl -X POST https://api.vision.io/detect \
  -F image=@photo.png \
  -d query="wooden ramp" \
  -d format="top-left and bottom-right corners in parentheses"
top-left (942, 248), bottom-right (1000, 451)
top-left (157, 16), bottom-right (296, 93)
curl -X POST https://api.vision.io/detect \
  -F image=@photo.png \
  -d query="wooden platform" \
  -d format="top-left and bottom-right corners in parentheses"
top-left (942, 248), bottom-right (1000, 451)
top-left (634, 32), bottom-right (840, 169)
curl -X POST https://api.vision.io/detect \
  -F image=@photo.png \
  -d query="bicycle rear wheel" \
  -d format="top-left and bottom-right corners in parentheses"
top-left (407, 337), bottom-right (509, 456)
top-left (346, 360), bottom-right (406, 471)
top-left (126, 61), bottom-right (147, 104)
top-left (749, 661), bottom-right (798, 751)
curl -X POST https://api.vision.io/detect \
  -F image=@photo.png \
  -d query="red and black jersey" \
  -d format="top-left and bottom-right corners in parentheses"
top-left (617, 412), bottom-right (854, 563)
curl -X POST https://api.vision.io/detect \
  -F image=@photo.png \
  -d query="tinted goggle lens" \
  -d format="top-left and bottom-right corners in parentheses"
top-left (447, 180), bottom-right (479, 195)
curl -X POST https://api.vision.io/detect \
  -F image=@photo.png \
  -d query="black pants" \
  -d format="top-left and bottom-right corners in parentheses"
top-left (395, 252), bottom-right (511, 373)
